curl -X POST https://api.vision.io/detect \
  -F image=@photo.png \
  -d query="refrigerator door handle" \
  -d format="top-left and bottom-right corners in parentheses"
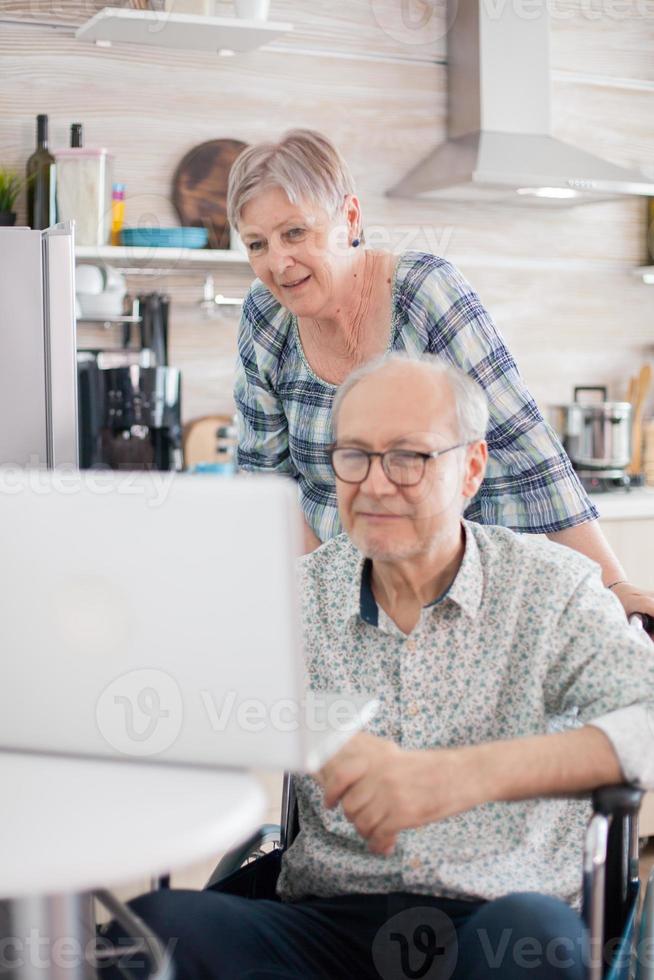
top-left (42, 222), bottom-right (79, 469)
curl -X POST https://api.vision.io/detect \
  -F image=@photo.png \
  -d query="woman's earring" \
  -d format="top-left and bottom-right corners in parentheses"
top-left (351, 238), bottom-right (361, 248)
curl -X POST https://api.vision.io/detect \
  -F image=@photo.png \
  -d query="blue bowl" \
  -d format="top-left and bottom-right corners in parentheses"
top-left (121, 227), bottom-right (209, 249)
top-left (188, 462), bottom-right (236, 476)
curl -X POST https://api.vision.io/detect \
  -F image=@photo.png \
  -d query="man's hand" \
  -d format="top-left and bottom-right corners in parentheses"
top-left (315, 727), bottom-right (626, 857)
top-left (316, 733), bottom-right (477, 856)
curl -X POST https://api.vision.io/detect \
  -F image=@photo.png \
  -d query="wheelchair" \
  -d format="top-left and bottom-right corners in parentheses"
top-left (202, 773), bottom-right (654, 980)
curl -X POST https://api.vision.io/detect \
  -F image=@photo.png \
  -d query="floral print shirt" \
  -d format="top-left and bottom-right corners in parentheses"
top-left (277, 521), bottom-right (654, 906)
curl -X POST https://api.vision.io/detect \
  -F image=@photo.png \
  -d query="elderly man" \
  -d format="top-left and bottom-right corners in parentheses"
top-left (106, 354), bottom-right (654, 980)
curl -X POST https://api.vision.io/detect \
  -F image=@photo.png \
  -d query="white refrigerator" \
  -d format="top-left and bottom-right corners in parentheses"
top-left (0, 223), bottom-right (78, 468)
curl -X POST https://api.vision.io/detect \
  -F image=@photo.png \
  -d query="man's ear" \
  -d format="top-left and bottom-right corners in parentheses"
top-left (462, 440), bottom-right (488, 500)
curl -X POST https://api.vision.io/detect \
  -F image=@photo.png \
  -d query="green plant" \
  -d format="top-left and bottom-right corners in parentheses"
top-left (0, 168), bottom-right (24, 212)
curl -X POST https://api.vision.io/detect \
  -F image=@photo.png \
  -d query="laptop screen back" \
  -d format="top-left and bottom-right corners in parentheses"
top-left (0, 472), bottom-right (309, 769)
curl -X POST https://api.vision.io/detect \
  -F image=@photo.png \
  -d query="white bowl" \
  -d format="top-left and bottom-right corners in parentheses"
top-left (77, 290), bottom-right (126, 319)
top-left (75, 264), bottom-right (105, 295)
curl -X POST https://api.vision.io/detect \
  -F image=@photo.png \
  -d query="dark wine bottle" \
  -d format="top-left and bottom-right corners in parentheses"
top-left (26, 114), bottom-right (56, 229)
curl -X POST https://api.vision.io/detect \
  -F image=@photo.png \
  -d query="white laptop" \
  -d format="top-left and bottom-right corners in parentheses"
top-left (0, 470), bottom-right (376, 772)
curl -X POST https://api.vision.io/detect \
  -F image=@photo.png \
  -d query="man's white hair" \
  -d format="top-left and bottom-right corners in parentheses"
top-left (227, 129), bottom-right (362, 238)
top-left (332, 352), bottom-right (489, 442)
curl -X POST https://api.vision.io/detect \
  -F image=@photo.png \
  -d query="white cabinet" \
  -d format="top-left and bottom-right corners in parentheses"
top-left (598, 517), bottom-right (654, 590)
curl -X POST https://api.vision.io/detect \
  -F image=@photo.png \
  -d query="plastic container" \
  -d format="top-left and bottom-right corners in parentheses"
top-left (234, 0), bottom-right (269, 19)
top-left (54, 147), bottom-right (113, 246)
top-left (164, 0), bottom-right (214, 13)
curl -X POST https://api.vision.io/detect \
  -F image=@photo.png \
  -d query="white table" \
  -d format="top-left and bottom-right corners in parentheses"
top-left (0, 750), bottom-right (266, 979)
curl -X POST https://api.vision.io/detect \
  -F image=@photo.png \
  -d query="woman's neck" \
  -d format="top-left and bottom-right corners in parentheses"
top-left (294, 249), bottom-right (396, 385)
top-left (308, 249), bottom-right (380, 356)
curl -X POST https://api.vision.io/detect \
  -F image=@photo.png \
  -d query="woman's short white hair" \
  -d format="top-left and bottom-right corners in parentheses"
top-left (332, 352), bottom-right (489, 443)
top-left (227, 129), bottom-right (359, 233)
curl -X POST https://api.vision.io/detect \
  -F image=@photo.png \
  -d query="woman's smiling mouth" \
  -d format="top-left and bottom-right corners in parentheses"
top-left (281, 275), bottom-right (311, 291)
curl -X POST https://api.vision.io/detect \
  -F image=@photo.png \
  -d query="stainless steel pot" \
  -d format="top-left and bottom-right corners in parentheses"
top-left (550, 387), bottom-right (632, 471)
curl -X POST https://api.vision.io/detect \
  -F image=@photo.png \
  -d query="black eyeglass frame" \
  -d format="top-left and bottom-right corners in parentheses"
top-left (327, 441), bottom-right (475, 486)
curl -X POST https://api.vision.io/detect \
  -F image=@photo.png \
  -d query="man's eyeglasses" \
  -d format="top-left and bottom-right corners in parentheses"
top-left (328, 443), bottom-right (473, 487)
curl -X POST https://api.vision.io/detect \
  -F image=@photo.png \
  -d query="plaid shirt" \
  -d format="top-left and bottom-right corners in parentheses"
top-left (234, 251), bottom-right (598, 542)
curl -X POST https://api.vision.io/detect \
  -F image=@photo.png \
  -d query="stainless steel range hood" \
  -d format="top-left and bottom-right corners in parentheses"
top-left (387, 0), bottom-right (654, 206)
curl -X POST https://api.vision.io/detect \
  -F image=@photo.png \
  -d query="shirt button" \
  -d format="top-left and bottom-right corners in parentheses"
top-left (404, 638), bottom-right (416, 653)
top-left (409, 857), bottom-right (422, 871)
top-left (407, 703), bottom-right (419, 717)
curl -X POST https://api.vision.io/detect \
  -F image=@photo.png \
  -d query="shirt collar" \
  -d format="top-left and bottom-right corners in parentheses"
top-left (443, 521), bottom-right (484, 619)
top-left (345, 549), bottom-right (369, 624)
top-left (359, 558), bottom-right (379, 626)
top-left (347, 520), bottom-right (484, 626)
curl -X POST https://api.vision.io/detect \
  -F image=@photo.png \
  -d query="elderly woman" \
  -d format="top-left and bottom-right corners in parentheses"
top-left (228, 128), bottom-right (653, 622)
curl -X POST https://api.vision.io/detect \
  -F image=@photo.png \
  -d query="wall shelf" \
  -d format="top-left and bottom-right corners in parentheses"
top-left (75, 7), bottom-right (293, 54)
top-left (77, 314), bottom-right (143, 324)
top-left (75, 244), bottom-right (249, 271)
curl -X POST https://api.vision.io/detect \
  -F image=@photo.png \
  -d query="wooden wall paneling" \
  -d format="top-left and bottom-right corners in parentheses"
top-left (170, 312), bottom-right (240, 417)
top-left (2, 1), bottom-right (654, 425)
top-left (466, 265), bottom-right (654, 411)
top-left (553, 77), bottom-right (654, 176)
top-left (550, 0), bottom-right (654, 83)
top-left (367, 196), bottom-right (648, 268)
top-left (0, 0), bottom-right (103, 24)
top-left (467, 267), bottom-right (654, 352)
top-left (226, 0), bottom-right (447, 63)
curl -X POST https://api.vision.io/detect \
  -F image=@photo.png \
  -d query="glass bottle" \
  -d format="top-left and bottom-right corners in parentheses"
top-left (26, 114), bottom-right (56, 229)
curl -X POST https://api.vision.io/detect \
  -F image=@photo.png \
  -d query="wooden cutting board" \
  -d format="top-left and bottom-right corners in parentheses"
top-left (172, 139), bottom-right (248, 249)
top-left (183, 414), bottom-right (234, 468)
top-left (627, 363), bottom-right (653, 476)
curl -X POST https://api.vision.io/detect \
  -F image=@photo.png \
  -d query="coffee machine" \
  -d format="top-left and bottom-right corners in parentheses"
top-left (77, 293), bottom-right (183, 472)
top-left (78, 354), bottom-right (182, 471)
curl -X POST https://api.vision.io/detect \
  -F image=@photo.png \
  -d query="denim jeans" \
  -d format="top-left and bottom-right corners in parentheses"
top-left (99, 888), bottom-right (587, 980)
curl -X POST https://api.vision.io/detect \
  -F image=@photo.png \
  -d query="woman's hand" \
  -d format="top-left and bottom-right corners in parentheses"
top-left (547, 523), bottom-right (653, 634)
top-left (609, 581), bottom-right (654, 631)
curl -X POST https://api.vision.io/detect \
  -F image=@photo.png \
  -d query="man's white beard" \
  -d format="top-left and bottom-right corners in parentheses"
top-left (352, 528), bottom-right (438, 563)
